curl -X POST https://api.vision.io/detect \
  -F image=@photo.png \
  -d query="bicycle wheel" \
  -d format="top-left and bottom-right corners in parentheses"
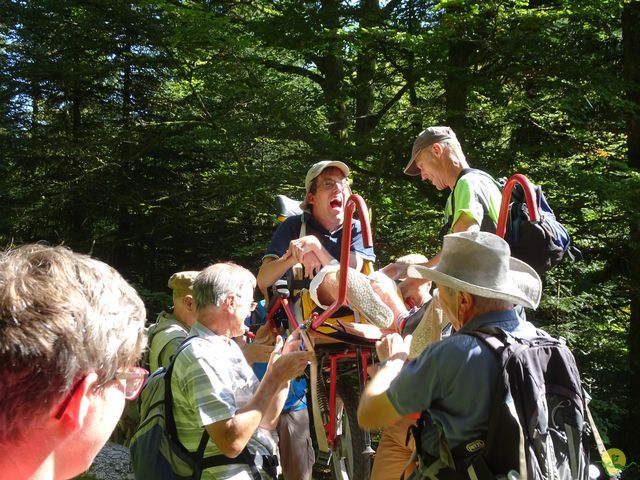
top-left (330, 383), bottom-right (372, 480)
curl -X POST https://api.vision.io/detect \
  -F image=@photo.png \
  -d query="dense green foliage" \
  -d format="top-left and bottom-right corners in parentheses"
top-left (2, 0), bottom-right (639, 472)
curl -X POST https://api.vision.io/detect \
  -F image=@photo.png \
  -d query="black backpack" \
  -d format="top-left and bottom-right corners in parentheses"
top-left (503, 181), bottom-right (575, 276)
top-left (447, 169), bottom-right (575, 275)
top-left (411, 326), bottom-right (590, 480)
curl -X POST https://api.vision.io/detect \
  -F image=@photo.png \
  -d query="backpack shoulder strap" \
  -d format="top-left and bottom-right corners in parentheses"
top-left (164, 336), bottom-right (199, 448)
top-left (462, 325), bottom-right (512, 360)
top-left (164, 336), bottom-right (278, 480)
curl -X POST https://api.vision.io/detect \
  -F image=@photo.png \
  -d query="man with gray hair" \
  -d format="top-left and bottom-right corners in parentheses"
top-left (170, 263), bottom-right (312, 479)
top-left (358, 231), bottom-right (542, 479)
top-left (0, 244), bottom-right (147, 480)
top-left (384, 127), bottom-right (502, 277)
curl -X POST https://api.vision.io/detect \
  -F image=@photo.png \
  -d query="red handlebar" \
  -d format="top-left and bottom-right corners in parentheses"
top-left (311, 194), bottom-right (370, 330)
top-left (496, 174), bottom-right (539, 239)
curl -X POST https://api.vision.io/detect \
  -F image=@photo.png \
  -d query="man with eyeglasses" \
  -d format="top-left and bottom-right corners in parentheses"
top-left (170, 263), bottom-right (312, 480)
top-left (257, 160), bottom-right (375, 297)
top-left (0, 244), bottom-right (147, 480)
top-left (382, 126), bottom-right (502, 278)
top-left (256, 160), bottom-right (375, 479)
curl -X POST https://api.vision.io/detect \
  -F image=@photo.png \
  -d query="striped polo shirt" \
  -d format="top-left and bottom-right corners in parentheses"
top-left (171, 322), bottom-right (278, 479)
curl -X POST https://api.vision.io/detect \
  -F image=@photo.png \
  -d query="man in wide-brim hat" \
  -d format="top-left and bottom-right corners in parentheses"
top-left (357, 231), bottom-right (542, 478)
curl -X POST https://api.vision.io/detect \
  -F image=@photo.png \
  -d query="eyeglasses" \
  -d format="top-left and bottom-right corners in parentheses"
top-left (318, 178), bottom-right (349, 191)
top-left (232, 292), bottom-right (258, 312)
top-left (115, 366), bottom-right (149, 400)
top-left (54, 366), bottom-right (149, 419)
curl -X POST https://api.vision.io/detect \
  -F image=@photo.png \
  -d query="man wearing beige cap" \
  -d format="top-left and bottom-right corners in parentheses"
top-left (148, 270), bottom-right (199, 372)
top-left (256, 161), bottom-right (375, 479)
top-left (257, 160), bottom-right (375, 297)
top-left (385, 127), bottom-right (502, 276)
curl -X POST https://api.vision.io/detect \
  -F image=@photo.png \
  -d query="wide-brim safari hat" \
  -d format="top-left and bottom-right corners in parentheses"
top-left (407, 231), bottom-right (541, 309)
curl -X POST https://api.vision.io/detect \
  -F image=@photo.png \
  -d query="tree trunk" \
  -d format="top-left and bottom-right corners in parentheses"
top-left (354, 0), bottom-right (378, 138)
top-left (122, 43), bottom-right (132, 130)
top-left (444, 39), bottom-right (472, 145)
top-left (623, 0), bottom-right (640, 460)
top-left (30, 81), bottom-right (40, 130)
top-left (315, 0), bottom-right (348, 143)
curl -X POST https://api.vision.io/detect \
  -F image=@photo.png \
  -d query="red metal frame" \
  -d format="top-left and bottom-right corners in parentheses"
top-left (496, 173), bottom-right (540, 239)
top-left (325, 349), bottom-right (371, 444)
top-left (311, 194), bottom-right (372, 330)
top-left (308, 194), bottom-right (374, 448)
top-left (264, 294), bottom-right (299, 332)
top-left (264, 194), bottom-right (375, 450)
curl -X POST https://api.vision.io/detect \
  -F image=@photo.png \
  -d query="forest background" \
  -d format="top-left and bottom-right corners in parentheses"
top-left (2, 0), bottom-right (640, 473)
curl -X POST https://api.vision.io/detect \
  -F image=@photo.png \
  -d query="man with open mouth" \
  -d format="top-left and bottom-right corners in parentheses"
top-left (256, 160), bottom-right (375, 480)
top-left (257, 160), bottom-right (375, 296)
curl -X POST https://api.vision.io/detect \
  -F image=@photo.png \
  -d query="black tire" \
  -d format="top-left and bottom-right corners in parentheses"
top-left (330, 383), bottom-right (372, 480)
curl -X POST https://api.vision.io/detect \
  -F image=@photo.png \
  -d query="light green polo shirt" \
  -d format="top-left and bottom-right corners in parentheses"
top-left (444, 170), bottom-right (501, 233)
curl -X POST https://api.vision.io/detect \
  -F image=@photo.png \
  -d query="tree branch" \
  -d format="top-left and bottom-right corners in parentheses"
top-left (381, 0), bottom-right (403, 19)
top-left (261, 60), bottom-right (324, 85)
top-left (369, 83), bottom-right (410, 129)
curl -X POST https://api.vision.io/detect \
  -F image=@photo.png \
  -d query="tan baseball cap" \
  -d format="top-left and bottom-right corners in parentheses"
top-left (404, 126), bottom-right (457, 176)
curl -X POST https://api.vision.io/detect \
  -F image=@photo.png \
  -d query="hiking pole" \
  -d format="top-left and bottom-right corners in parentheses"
top-left (586, 403), bottom-right (621, 479)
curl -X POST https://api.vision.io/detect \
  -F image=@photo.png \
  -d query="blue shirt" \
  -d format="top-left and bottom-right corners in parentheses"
top-left (387, 309), bottom-right (538, 456)
top-left (246, 300), bottom-right (308, 413)
top-left (264, 213), bottom-right (376, 264)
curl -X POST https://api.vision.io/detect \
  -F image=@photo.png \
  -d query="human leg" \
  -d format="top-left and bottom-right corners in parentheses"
top-left (277, 408), bottom-right (315, 480)
top-left (370, 416), bottom-right (417, 480)
top-left (309, 263), bottom-right (395, 328)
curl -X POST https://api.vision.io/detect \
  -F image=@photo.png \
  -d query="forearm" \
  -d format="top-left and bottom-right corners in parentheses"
top-left (258, 375), bottom-right (290, 429)
top-left (313, 245), bottom-right (335, 267)
top-left (207, 374), bottom-right (286, 457)
top-left (257, 256), bottom-right (296, 293)
top-left (357, 358), bottom-right (404, 429)
top-left (425, 251), bottom-right (441, 268)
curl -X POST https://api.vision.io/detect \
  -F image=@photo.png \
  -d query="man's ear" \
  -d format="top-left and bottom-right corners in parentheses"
top-left (51, 372), bottom-right (99, 431)
top-left (183, 294), bottom-right (195, 312)
top-left (305, 191), bottom-right (315, 207)
top-left (459, 291), bottom-right (474, 314)
top-left (223, 294), bottom-right (237, 314)
top-left (431, 142), bottom-right (443, 156)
